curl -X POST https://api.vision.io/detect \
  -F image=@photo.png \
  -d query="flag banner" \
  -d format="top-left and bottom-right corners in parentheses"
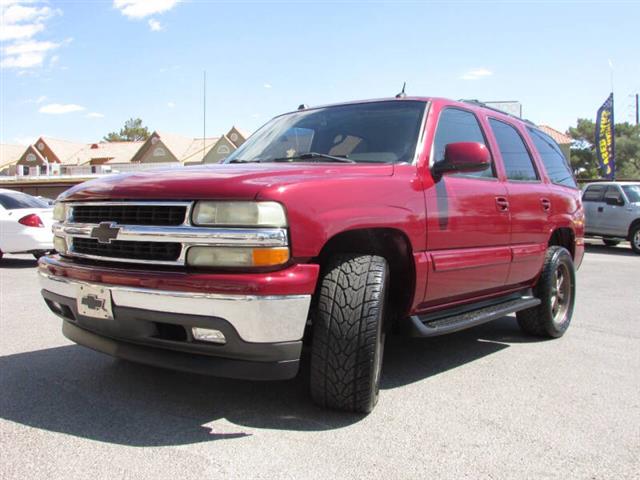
top-left (595, 93), bottom-right (615, 179)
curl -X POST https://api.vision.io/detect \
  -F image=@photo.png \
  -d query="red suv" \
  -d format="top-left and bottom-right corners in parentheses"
top-left (40, 97), bottom-right (584, 413)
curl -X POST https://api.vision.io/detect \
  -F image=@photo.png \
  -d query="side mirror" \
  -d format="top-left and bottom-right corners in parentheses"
top-left (433, 142), bottom-right (491, 176)
top-left (605, 196), bottom-right (624, 206)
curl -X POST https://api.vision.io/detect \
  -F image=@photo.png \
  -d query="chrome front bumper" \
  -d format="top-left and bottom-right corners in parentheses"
top-left (38, 271), bottom-right (311, 343)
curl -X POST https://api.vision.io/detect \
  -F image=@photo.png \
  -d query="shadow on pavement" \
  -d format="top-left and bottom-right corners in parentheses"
top-left (0, 316), bottom-right (534, 446)
top-left (584, 243), bottom-right (637, 257)
top-left (0, 257), bottom-right (38, 269)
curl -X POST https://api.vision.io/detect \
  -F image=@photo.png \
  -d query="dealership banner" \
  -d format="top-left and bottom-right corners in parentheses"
top-left (595, 93), bottom-right (615, 180)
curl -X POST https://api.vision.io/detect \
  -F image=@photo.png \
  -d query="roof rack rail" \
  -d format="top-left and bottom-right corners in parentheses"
top-left (458, 99), bottom-right (537, 127)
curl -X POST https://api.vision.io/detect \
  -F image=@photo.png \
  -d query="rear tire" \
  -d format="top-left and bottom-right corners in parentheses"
top-left (630, 225), bottom-right (640, 254)
top-left (310, 254), bottom-right (388, 413)
top-left (517, 246), bottom-right (575, 338)
top-left (602, 239), bottom-right (620, 247)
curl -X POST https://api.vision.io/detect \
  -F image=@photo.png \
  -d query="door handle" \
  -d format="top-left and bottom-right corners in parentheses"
top-left (495, 196), bottom-right (509, 212)
top-left (541, 198), bottom-right (551, 212)
top-left (597, 206), bottom-right (604, 213)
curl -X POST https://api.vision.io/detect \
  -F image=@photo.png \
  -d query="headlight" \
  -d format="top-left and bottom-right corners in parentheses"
top-left (192, 201), bottom-right (287, 227)
top-left (186, 246), bottom-right (289, 268)
top-left (53, 202), bottom-right (67, 222)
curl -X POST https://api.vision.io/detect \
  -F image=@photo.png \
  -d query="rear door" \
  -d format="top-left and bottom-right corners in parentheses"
top-left (486, 119), bottom-right (549, 287)
top-left (424, 107), bottom-right (511, 305)
top-left (582, 184), bottom-right (606, 234)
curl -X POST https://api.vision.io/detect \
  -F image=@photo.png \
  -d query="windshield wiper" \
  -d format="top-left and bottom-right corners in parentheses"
top-left (228, 158), bottom-right (261, 164)
top-left (270, 152), bottom-right (356, 164)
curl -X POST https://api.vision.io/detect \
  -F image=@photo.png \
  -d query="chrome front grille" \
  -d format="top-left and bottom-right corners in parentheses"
top-left (54, 201), bottom-right (289, 266)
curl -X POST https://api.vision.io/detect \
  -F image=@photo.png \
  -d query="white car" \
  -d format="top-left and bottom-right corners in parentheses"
top-left (0, 188), bottom-right (54, 260)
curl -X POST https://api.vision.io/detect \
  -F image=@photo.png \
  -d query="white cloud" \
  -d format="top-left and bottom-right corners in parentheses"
top-left (0, 1), bottom-right (64, 70)
top-left (2, 4), bottom-right (51, 23)
top-left (1, 39), bottom-right (62, 68)
top-left (0, 22), bottom-right (44, 41)
top-left (263, 83), bottom-right (272, 89)
top-left (460, 68), bottom-right (493, 80)
top-left (4, 39), bottom-right (59, 55)
top-left (167, 101), bottom-right (175, 108)
top-left (86, 112), bottom-right (105, 118)
top-left (148, 18), bottom-right (162, 31)
top-left (114, 0), bottom-right (179, 19)
top-left (39, 103), bottom-right (85, 114)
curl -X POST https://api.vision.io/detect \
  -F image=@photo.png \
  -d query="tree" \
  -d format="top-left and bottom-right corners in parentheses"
top-left (104, 118), bottom-right (150, 142)
top-left (567, 118), bottom-right (640, 179)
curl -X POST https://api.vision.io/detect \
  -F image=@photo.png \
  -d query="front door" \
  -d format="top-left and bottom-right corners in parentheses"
top-left (424, 107), bottom-right (511, 305)
top-left (601, 185), bottom-right (629, 237)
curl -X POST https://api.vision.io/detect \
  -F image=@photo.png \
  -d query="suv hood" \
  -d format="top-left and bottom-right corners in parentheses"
top-left (59, 163), bottom-right (394, 202)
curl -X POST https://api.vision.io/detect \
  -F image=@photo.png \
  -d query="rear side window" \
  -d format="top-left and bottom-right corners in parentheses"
top-left (583, 185), bottom-right (605, 202)
top-left (488, 119), bottom-right (538, 181)
top-left (432, 108), bottom-right (494, 178)
top-left (528, 128), bottom-right (577, 188)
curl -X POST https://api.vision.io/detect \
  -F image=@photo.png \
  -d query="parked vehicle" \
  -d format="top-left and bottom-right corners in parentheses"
top-left (0, 188), bottom-right (54, 260)
top-left (582, 182), bottom-right (640, 254)
top-left (39, 98), bottom-right (584, 413)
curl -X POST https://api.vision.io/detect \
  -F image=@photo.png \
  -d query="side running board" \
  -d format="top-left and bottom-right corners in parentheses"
top-left (406, 296), bottom-right (541, 338)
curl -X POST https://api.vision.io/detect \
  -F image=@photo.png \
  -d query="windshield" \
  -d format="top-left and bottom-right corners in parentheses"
top-left (622, 184), bottom-right (640, 203)
top-left (0, 191), bottom-right (49, 210)
top-left (225, 101), bottom-right (426, 164)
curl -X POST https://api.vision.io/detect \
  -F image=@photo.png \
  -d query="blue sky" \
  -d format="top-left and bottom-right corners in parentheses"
top-left (1, 0), bottom-right (639, 145)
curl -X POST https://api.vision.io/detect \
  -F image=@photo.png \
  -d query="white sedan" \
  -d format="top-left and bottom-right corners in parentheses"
top-left (0, 188), bottom-right (54, 260)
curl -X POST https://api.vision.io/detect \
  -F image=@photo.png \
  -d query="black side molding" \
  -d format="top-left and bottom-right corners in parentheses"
top-left (406, 296), bottom-right (541, 338)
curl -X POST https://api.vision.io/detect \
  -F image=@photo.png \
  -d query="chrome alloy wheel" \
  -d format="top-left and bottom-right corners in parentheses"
top-left (550, 263), bottom-right (572, 324)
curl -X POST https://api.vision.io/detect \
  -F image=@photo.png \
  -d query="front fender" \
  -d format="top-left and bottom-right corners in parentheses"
top-left (256, 167), bottom-right (426, 259)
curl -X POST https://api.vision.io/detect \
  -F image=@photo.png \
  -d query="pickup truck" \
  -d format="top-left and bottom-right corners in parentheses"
top-left (39, 97), bottom-right (584, 413)
top-left (582, 181), bottom-right (640, 253)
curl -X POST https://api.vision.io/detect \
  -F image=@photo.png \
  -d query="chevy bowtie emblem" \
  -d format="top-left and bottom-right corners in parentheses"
top-left (90, 222), bottom-right (120, 244)
top-left (81, 294), bottom-right (105, 311)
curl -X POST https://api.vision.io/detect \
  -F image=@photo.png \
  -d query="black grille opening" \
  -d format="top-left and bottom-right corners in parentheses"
top-left (72, 238), bottom-right (181, 262)
top-left (154, 322), bottom-right (188, 342)
top-left (72, 205), bottom-right (186, 226)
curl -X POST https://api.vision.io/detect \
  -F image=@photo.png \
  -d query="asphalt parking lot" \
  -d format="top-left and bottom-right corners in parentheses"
top-left (1, 243), bottom-right (638, 479)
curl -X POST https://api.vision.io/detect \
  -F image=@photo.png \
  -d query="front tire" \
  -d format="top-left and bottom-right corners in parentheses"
top-left (630, 225), bottom-right (640, 254)
top-left (310, 254), bottom-right (388, 413)
top-left (517, 246), bottom-right (575, 338)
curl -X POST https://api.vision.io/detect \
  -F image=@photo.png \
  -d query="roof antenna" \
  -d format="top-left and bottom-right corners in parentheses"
top-left (395, 82), bottom-right (407, 99)
top-left (298, 104), bottom-right (308, 110)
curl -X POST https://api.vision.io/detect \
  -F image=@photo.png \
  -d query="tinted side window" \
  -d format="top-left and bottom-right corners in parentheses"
top-left (432, 108), bottom-right (494, 178)
top-left (528, 128), bottom-right (577, 188)
top-left (583, 185), bottom-right (605, 202)
top-left (489, 119), bottom-right (538, 181)
top-left (604, 186), bottom-right (624, 204)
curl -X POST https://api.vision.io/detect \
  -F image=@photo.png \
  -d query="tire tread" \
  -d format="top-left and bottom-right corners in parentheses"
top-left (310, 254), bottom-right (387, 413)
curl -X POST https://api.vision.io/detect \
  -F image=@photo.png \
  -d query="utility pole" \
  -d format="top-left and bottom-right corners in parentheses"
top-left (202, 70), bottom-right (207, 161)
top-left (635, 93), bottom-right (639, 126)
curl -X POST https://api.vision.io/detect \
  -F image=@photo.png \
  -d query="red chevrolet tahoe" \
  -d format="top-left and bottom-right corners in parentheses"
top-left (40, 98), bottom-right (584, 413)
